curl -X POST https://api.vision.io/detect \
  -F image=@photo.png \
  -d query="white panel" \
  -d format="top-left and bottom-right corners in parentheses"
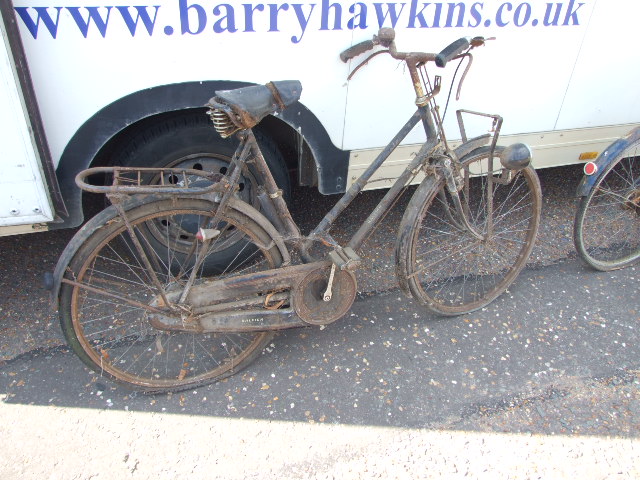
top-left (12, 1), bottom-right (354, 160)
top-left (556, 0), bottom-right (640, 129)
top-left (0, 18), bottom-right (53, 226)
top-left (346, 124), bottom-right (638, 190)
top-left (342, 1), bottom-right (596, 150)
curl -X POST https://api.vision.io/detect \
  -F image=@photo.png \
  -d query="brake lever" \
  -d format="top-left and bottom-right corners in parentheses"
top-left (452, 36), bottom-right (494, 99)
top-left (470, 36), bottom-right (496, 48)
top-left (347, 49), bottom-right (390, 81)
top-left (455, 53), bottom-right (473, 101)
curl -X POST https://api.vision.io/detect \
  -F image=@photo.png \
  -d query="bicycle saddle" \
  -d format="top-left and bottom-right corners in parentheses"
top-left (208, 81), bottom-right (302, 134)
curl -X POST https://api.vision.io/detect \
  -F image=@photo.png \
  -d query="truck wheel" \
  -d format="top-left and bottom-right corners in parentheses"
top-left (108, 112), bottom-right (291, 271)
top-left (110, 111), bottom-right (291, 205)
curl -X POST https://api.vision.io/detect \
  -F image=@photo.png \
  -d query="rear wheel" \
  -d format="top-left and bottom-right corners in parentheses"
top-left (574, 139), bottom-right (640, 271)
top-left (59, 197), bottom-right (283, 393)
top-left (397, 147), bottom-right (542, 315)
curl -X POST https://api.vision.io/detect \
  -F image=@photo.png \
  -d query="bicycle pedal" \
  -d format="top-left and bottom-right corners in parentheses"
top-left (328, 247), bottom-right (362, 271)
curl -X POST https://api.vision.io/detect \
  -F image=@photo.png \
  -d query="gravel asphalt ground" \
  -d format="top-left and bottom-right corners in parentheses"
top-left (0, 164), bottom-right (638, 478)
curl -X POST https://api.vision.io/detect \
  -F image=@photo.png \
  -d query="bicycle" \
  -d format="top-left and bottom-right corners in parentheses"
top-left (574, 126), bottom-right (640, 271)
top-left (51, 28), bottom-right (542, 392)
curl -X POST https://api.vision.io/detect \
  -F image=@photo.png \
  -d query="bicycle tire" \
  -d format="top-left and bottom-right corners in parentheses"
top-left (59, 197), bottom-right (284, 393)
top-left (574, 138), bottom-right (640, 271)
top-left (396, 147), bottom-right (542, 316)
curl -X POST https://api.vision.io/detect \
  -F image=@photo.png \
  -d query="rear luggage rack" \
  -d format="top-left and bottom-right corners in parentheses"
top-left (75, 166), bottom-right (225, 195)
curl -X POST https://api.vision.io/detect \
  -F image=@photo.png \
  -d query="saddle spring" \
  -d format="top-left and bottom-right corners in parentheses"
top-left (209, 108), bottom-right (240, 138)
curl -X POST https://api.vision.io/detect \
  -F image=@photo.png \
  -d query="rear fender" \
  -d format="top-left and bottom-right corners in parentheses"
top-left (48, 195), bottom-right (289, 309)
top-left (576, 126), bottom-right (640, 197)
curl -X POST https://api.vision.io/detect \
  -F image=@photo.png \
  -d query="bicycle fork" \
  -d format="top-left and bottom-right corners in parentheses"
top-left (440, 157), bottom-right (488, 241)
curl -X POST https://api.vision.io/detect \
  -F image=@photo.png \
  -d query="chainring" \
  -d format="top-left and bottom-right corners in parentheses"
top-left (293, 265), bottom-right (357, 325)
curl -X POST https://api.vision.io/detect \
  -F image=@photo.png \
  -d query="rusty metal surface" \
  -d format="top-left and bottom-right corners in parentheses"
top-left (75, 166), bottom-right (225, 195)
top-left (293, 266), bottom-right (357, 325)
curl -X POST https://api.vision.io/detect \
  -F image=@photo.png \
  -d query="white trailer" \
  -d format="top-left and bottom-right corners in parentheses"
top-left (0, 1), bottom-right (64, 235)
top-left (1, 0), bottom-right (639, 235)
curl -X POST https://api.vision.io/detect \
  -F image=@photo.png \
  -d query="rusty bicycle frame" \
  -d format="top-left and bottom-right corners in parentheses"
top-left (72, 82), bottom-right (502, 333)
top-left (67, 29), bottom-right (515, 333)
top-left (49, 28), bottom-right (544, 393)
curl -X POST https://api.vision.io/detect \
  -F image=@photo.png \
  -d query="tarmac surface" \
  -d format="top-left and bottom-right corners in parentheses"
top-left (0, 165), bottom-right (638, 478)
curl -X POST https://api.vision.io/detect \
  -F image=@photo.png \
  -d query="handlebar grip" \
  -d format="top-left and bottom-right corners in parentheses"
top-left (435, 37), bottom-right (470, 68)
top-left (340, 40), bottom-right (375, 63)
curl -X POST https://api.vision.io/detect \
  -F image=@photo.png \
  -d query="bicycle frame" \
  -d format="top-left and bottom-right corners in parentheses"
top-left (231, 104), bottom-right (441, 258)
top-left (48, 29), bottom-right (545, 395)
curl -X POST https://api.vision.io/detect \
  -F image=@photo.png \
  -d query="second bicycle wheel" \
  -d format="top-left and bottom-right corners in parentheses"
top-left (574, 138), bottom-right (640, 271)
top-left (58, 197), bottom-right (284, 393)
top-left (396, 147), bottom-right (542, 315)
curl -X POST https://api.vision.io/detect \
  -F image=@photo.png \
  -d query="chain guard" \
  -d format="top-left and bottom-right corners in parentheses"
top-left (293, 265), bottom-right (357, 325)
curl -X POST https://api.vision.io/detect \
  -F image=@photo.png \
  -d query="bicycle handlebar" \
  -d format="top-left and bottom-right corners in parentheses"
top-left (340, 28), bottom-right (485, 68)
top-left (435, 37), bottom-right (470, 67)
top-left (340, 40), bottom-right (375, 62)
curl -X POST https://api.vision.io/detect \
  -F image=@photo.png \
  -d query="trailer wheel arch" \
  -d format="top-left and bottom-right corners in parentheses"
top-left (52, 81), bottom-right (349, 230)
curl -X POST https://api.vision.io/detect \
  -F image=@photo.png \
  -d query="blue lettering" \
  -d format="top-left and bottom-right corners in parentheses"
top-left (291, 4), bottom-right (315, 43)
top-left (179, 0), bottom-right (207, 34)
top-left (116, 6), bottom-right (160, 36)
top-left (445, 2), bottom-right (465, 27)
top-left (15, 0), bottom-right (590, 42)
top-left (432, 3), bottom-right (442, 27)
top-left (513, 3), bottom-right (531, 26)
top-left (468, 2), bottom-right (483, 27)
top-left (268, 3), bottom-right (289, 31)
top-left (347, 3), bottom-right (368, 30)
top-left (373, 3), bottom-right (406, 28)
top-left (66, 7), bottom-right (112, 38)
top-left (243, 3), bottom-right (265, 32)
top-left (543, 3), bottom-right (562, 26)
top-left (408, 0), bottom-right (431, 28)
top-left (496, 2), bottom-right (512, 27)
top-left (320, 0), bottom-right (342, 30)
top-left (563, 0), bottom-right (584, 25)
top-left (14, 7), bottom-right (62, 39)
top-left (212, 4), bottom-right (237, 32)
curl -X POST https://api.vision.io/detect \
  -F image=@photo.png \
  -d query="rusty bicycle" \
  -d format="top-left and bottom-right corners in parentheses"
top-left (51, 29), bottom-right (541, 392)
top-left (574, 126), bottom-right (640, 270)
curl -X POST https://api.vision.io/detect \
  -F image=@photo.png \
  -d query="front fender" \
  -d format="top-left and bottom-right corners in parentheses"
top-left (576, 126), bottom-right (640, 197)
top-left (453, 134), bottom-right (491, 160)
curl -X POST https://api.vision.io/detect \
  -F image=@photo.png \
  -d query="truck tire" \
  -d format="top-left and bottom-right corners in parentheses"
top-left (106, 112), bottom-right (291, 272)
top-left (110, 111), bottom-right (291, 205)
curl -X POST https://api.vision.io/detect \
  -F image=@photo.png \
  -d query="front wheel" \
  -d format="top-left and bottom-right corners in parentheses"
top-left (396, 147), bottom-right (542, 315)
top-left (574, 139), bottom-right (640, 271)
top-left (58, 197), bottom-right (284, 393)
